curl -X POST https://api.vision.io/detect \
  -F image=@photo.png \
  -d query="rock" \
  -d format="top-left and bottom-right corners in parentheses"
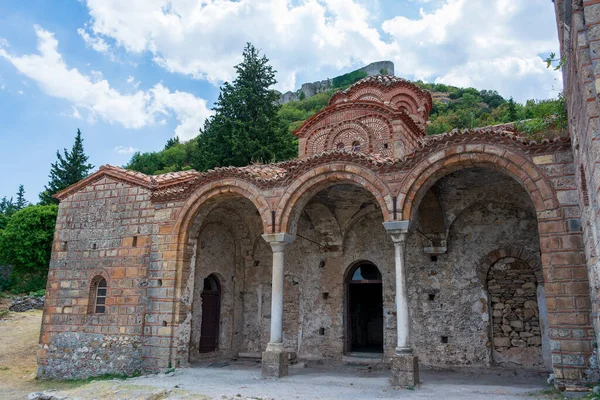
top-left (523, 309), bottom-right (535, 319)
top-left (527, 337), bottom-right (541, 346)
top-left (9, 295), bottom-right (45, 312)
top-left (510, 320), bottom-right (523, 329)
top-left (494, 337), bottom-right (511, 347)
top-left (28, 392), bottom-right (67, 400)
top-left (493, 303), bottom-right (504, 309)
top-left (511, 339), bottom-right (527, 347)
top-left (524, 300), bottom-right (537, 309)
top-left (519, 332), bottom-right (533, 338)
top-left (501, 325), bottom-right (512, 334)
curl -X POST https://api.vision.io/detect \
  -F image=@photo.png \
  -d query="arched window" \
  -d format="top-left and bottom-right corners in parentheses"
top-left (89, 276), bottom-right (107, 314)
top-left (336, 142), bottom-right (345, 151)
top-left (352, 141), bottom-right (361, 152)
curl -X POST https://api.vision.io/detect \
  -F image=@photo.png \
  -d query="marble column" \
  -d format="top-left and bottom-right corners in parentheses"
top-left (261, 233), bottom-right (295, 377)
top-left (383, 220), bottom-right (419, 388)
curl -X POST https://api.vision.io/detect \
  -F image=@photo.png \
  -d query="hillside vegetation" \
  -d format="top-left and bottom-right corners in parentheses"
top-left (126, 74), bottom-right (567, 176)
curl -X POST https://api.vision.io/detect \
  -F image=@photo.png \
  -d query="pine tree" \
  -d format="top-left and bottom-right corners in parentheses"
top-left (39, 129), bottom-right (94, 205)
top-left (192, 43), bottom-right (296, 171)
top-left (15, 185), bottom-right (27, 210)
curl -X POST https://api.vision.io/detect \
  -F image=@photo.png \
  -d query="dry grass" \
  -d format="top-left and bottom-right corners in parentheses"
top-left (0, 300), bottom-right (199, 399)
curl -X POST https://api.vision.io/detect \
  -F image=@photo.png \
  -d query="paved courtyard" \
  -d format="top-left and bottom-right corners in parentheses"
top-left (117, 361), bottom-right (553, 399)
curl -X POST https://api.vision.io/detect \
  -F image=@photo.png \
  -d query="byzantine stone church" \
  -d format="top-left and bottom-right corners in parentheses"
top-left (37, 74), bottom-right (592, 389)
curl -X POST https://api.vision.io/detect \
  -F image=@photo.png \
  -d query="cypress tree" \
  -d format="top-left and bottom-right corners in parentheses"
top-left (39, 129), bottom-right (94, 205)
top-left (192, 43), bottom-right (296, 171)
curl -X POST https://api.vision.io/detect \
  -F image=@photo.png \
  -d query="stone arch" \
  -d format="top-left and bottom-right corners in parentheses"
top-left (398, 145), bottom-right (558, 220)
top-left (276, 164), bottom-right (393, 235)
top-left (477, 247), bottom-right (543, 288)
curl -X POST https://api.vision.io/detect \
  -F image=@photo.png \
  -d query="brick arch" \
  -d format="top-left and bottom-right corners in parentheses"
top-left (276, 163), bottom-right (393, 235)
top-left (390, 93), bottom-right (419, 115)
top-left (398, 145), bottom-right (558, 220)
top-left (326, 121), bottom-right (371, 152)
top-left (477, 246), bottom-right (543, 288)
top-left (174, 180), bottom-right (271, 241)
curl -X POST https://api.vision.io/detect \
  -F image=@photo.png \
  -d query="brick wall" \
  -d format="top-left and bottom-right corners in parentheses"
top-left (554, 0), bottom-right (600, 383)
top-left (38, 177), bottom-right (153, 379)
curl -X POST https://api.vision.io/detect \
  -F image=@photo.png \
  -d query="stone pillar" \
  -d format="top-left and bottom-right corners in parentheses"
top-left (383, 220), bottom-right (419, 388)
top-left (261, 233), bottom-right (295, 378)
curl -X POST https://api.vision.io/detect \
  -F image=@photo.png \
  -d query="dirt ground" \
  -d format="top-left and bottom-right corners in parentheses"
top-left (0, 298), bottom-right (568, 400)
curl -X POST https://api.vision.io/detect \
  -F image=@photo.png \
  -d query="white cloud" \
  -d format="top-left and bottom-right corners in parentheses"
top-left (60, 105), bottom-right (82, 119)
top-left (382, 0), bottom-right (562, 100)
top-left (79, 0), bottom-right (561, 101)
top-left (114, 145), bottom-right (138, 154)
top-left (17, 90), bottom-right (24, 95)
top-left (127, 75), bottom-right (140, 89)
top-left (81, 0), bottom-right (392, 90)
top-left (0, 26), bottom-right (213, 140)
top-left (77, 27), bottom-right (117, 62)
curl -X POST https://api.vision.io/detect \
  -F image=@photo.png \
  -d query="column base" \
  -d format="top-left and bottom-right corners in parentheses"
top-left (262, 346), bottom-right (288, 378)
top-left (390, 354), bottom-right (419, 388)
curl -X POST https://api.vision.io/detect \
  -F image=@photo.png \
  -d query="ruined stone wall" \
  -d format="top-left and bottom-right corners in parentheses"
top-left (555, 0), bottom-right (600, 356)
top-left (406, 169), bottom-right (548, 369)
top-left (488, 259), bottom-right (542, 364)
top-left (38, 177), bottom-right (153, 379)
top-left (279, 61), bottom-right (395, 104)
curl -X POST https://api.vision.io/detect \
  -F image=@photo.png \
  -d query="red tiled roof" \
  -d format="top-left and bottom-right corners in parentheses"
top-left (54, 124), bottom-right (570, 202)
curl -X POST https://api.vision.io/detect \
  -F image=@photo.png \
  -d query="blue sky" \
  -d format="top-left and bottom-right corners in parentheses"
top-left (0, 0), bottom-right (562, 204)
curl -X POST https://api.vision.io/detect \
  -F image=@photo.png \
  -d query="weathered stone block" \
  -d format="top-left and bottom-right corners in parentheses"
top-left (390, 354), bottom-right (419, 388)
top-left (261, 351), bottom-right (289, 378)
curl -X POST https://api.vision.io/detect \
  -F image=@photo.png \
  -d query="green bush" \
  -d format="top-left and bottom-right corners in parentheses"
top-left (0, 205), bottom-right (57, 293)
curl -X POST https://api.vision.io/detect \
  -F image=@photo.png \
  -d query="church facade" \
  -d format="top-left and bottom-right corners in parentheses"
top-left (37, 74), bottom-right (594, 389)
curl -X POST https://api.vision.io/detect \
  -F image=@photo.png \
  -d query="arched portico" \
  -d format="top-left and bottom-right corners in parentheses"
top-left (398, 145), bottom-right (558, 220)
top-left (395, 143), bottom-right (590, 383)
top-left (276, 163), bottom-right (394, 236)
top-left (152, 180), bottom-right (271, 368)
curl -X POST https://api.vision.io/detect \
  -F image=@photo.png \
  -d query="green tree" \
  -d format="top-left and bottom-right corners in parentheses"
top-left (15, 185), bottom-right (27, 210)
top-left (39, 129), bottom-right (94, 205)
top-left (0, 205), bottom-right (58, 292)
top-left (507, 97), bottom-right (518, 122)
top-left (192, 43), bottom-right (296, 171)
top-left (164, 136), bottom-right (180, 150)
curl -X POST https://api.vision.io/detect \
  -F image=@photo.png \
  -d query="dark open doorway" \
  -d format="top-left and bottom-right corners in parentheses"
top-left (346, 262), bottom-right (384, 353)
top-left (199, 274), bottom-right (221, 353)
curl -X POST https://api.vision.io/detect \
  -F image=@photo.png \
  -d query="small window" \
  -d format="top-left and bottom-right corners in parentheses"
top-left (90, 276), bottom-right (107, 314)
top-left (352, 141), bottom-right (361, 152)
top-left (336, 142), bottom-right (345, 151)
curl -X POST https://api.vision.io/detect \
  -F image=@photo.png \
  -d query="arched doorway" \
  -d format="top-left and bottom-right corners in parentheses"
top-left (346, 262), bottom-right (384, 353)
top-left (199, 274), bottom-right (221, 353)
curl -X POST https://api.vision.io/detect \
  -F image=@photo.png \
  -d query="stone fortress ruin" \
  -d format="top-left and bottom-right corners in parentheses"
top-left (36, 2), bottom-right (600, 391)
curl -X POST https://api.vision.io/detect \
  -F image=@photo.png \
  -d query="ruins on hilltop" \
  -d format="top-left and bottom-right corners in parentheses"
top-left (36, 2), bottom-right (600, 391)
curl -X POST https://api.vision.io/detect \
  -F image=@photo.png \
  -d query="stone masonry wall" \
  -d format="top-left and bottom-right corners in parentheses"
top-left (488, 259), bottom-right (543, 365)
top-left (38, 176), bottom-right (153, 379)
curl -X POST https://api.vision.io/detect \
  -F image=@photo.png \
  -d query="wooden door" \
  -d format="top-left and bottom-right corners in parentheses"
top-left (199, 276), bottom-right (221, 353)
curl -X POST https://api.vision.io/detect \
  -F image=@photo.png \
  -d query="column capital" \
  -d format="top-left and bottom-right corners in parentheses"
top-left (383, 220), bottom-right (410, 244)
top-left (262, 233), bottom-right (296, 252)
